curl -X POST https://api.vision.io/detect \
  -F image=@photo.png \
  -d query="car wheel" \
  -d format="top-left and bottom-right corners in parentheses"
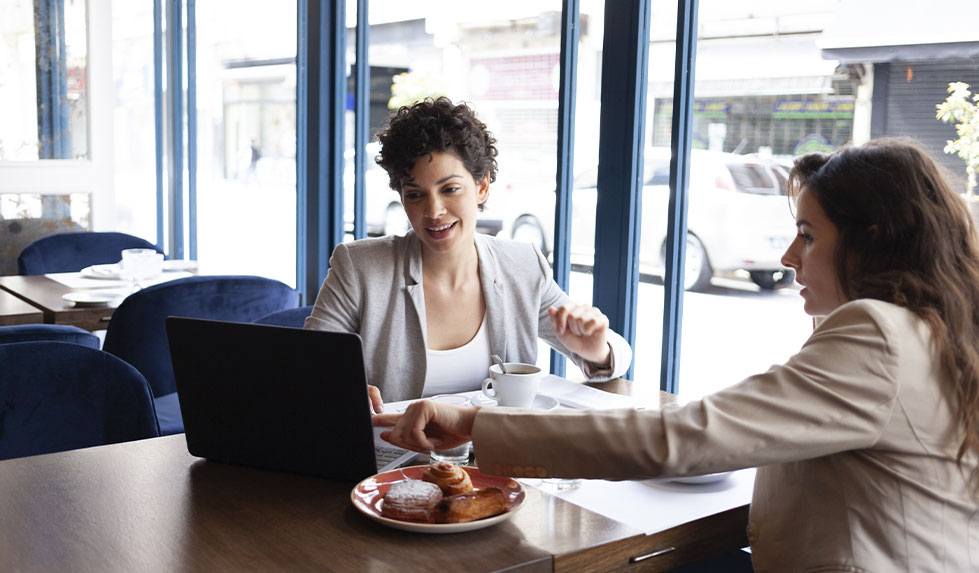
top-left (749, 269), bottom-right (795, 290)
top-left (511, 215), bottom-right (549, 256)
top-left (683, 233), bottom-right (712, 291)
top-left (660, 233), bottom-right (712, 291)
top-left (383, 203), bottom-right (410, 236)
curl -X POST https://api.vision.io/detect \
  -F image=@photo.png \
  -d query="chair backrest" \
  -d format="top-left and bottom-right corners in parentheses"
top-left (17, 231), bottom-right (164, 275)
top-left (253, 305), bottom-right (314, 328)
top-left (0, 324), bottom-right (100, 349)
top-left (0, 218), bottom-right (86, 276)
top-left (102, 275), bottom-right (301, 397)
top-left (0, 341), bottom-right (160, 461)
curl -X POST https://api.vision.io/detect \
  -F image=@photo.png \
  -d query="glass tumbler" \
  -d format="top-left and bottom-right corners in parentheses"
top-left (427, 394), bottom-right (473, 465)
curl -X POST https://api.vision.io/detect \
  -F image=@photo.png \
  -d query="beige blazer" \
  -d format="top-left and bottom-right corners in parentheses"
top-left (472, 299), bottom-right (978, 572)
top-left (304, 232), bottom-right (632, 401)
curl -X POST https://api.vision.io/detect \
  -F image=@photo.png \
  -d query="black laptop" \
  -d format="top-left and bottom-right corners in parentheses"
top-left (165, 317), bottom-right (415, 481)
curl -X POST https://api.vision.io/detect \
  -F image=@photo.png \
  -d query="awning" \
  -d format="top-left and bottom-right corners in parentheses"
top-left (649, 34), bottom-right (839, 98)
top-left (818, 0), bottom-right (979, 63)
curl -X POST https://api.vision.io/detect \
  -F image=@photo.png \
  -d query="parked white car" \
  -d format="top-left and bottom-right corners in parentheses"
top-left (504, 149), bottom-right (797, 291)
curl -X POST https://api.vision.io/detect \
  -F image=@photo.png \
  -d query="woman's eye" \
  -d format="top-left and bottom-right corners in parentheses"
top-left (442, 186), bottom-right (460, 194)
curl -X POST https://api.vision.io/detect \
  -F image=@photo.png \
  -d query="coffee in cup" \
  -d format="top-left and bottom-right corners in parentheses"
top-left (481, 363), bottom-right (541, 407)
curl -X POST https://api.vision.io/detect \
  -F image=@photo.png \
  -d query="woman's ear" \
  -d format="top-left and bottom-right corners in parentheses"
top-left (476, 174), bottom-right (490, 205)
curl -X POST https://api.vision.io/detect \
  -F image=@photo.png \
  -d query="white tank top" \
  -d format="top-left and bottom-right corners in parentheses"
top-left (422, 313), bottom-right (491, 397)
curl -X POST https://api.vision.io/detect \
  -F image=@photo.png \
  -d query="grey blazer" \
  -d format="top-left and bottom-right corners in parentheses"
top-left (304, 232), bottom-right (632, 401)
top-left (472, 299), bottom-right (978, 571)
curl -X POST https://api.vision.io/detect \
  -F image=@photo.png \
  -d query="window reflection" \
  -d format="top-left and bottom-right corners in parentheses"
top-left (0, 0), bottom-right (88, 160)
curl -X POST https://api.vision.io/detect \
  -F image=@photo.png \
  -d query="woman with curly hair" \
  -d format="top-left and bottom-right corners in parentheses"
top-left (305, 97), bottom-right (632, 406)
top-left (377, 138), bottom-right (979, 571)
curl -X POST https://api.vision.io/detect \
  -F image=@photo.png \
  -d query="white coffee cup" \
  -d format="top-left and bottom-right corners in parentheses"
top-left (481, 363), bottom-right (541, 407)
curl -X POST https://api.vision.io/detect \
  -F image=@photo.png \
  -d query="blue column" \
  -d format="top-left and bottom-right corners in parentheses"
top-left (591, 0), bottom-right (651, 380)
top-left (298, 0), bottom-right (346, 303)
top-left (549, 0), bottom-right (581, 377)
top-left (659, 0), bottom-right (699, 394)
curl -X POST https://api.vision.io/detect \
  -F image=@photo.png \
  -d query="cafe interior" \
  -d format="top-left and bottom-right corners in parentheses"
top-left (2, 0), bottom-right (978, 571)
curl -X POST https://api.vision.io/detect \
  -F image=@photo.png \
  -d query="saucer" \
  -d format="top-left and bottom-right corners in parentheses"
top-left (62, 290), bottom-right (128, 306)
top-left (472, 393), bottom-right (560, 411)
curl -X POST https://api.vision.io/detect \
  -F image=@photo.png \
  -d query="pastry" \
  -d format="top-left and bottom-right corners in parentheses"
top-left (422, 461), bottom-right (473, 495)
top-left (432, 487), bottom-right (508, 524)
top-left (380, 479), bottom-right (443, 522)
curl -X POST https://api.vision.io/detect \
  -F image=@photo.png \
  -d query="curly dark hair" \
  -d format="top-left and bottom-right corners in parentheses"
top-left (375, 97), bottom-right (498, 201)
top-left (788, 137), bottom-right (979, 491)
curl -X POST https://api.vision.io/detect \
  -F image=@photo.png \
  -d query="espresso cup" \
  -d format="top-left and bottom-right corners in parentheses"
top-left (481, 363), bottom-right (541, 407)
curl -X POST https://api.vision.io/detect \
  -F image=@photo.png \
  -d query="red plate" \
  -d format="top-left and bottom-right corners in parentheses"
top-left (350, 465), bottom-right (525, 533)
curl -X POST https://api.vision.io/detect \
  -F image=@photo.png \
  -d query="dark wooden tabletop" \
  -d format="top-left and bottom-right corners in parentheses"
top-left (0, 275), bottom-right (118, 331)
top-left (0, 288), bottom-right (43, 326)
top-left (0, 385), bottom-right (750, 572)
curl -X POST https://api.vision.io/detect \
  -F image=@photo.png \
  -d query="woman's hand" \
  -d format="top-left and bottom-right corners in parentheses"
top-left (367, 385), bottom-right (384, 414)
top-left (548, 303), bottom-right (611, 367)
top-left (373, 401), bottom-right (479, 453)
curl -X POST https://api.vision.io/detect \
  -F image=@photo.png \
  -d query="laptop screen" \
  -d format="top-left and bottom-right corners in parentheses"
top-left (165, 317), bottom-right (381, 481)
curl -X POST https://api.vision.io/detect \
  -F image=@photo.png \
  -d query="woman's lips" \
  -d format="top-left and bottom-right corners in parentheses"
top-left (426, 221), bottom-right (457, 239)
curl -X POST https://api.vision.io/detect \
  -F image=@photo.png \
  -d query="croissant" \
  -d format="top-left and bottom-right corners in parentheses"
top-left (432, 487), bottom-right (508, 524)
top-left (422, 461), bottom-right (474, 495)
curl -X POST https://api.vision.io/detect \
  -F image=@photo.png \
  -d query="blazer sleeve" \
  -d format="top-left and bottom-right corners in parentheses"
top-left (531, 246), bottom-right (633, 381)
top-left (303, 242), bottom-right (361, 333)
top-left (474, 300), bottom-right (902, 480)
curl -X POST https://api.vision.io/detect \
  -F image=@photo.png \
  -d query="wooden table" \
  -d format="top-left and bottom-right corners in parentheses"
top-left (0, 275), bottom-right (117, 331)
top-left (0, 288), bottom-right (43, 326)
top-left (0, 387), bottom-right (750, 572)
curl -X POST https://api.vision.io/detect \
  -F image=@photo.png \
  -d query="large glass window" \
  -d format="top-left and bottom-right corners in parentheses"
top-left (192, 0), bottom-right (298, 285)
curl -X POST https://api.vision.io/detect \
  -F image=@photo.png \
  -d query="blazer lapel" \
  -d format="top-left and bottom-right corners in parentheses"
top-left (476, 235), bottom-right (507, 360)
top-left (403, 232), bottom-right (427, 347)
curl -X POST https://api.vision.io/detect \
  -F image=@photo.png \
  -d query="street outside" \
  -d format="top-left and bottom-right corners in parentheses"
top-left (563, 270), bottom-right (813, 403)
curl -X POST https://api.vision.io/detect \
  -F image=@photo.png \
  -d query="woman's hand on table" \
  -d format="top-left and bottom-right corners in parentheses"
top-left (548, 303), bottom-right (612, 367)
top-left (373, 401), bottom-right (479, 453)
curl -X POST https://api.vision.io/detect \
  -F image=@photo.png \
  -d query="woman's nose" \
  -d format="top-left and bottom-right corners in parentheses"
top-left (781, 237), bottom-right (800, 270)
top-left (425, 196), bottom-right (446, 218)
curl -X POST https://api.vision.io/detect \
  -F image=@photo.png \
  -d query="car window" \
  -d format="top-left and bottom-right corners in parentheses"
top-left (727, 163), bottom-right (779, 195)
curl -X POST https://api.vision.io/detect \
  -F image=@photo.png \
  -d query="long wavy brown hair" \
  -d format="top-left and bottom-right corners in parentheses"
top-left (788, 138), bottom-right (979, 487)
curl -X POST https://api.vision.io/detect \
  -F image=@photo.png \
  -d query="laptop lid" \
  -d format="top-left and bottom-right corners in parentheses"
top-left (165, 316), bottom-right (380, 482)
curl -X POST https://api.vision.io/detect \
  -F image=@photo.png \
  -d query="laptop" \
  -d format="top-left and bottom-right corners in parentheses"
top-left (165, 317), bottom-right (417, 481)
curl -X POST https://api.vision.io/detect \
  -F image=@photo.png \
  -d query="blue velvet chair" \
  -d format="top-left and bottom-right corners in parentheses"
top-left (253, 305), bottom-right (314, 328)
top-left (102, 275), bottom-right (301, 435)
top-left (0, 341), bottom-right (160, 461)
top-left (0, 324), bottom-right (100, 349)
top-left (17, 231), bottom-right (164, 275)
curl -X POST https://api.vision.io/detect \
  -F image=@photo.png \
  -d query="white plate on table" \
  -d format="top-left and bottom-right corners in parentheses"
top-left (471, 393), bottom-right (560, 411)
top-left (80, 259), bottom-right (197, 280)
top-left (61, 290), bottom-right (128, 306)
top-left (80, 264), bottom-right (123, 280)
top-left (665, 472), bottom-right (733, 485)
top-left (350, 465), bottom-right (525, 533)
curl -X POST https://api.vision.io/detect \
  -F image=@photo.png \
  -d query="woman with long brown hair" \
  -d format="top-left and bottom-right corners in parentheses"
top-left (377, 138), bottom-right (979, 571)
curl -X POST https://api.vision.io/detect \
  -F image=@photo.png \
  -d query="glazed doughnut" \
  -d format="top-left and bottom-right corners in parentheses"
top-left (422, 461), bottom-right (474, 495)
top-left (380, 479), bottom-right (443, 522)
top-left (432, 487), bottom-right (508, 524)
